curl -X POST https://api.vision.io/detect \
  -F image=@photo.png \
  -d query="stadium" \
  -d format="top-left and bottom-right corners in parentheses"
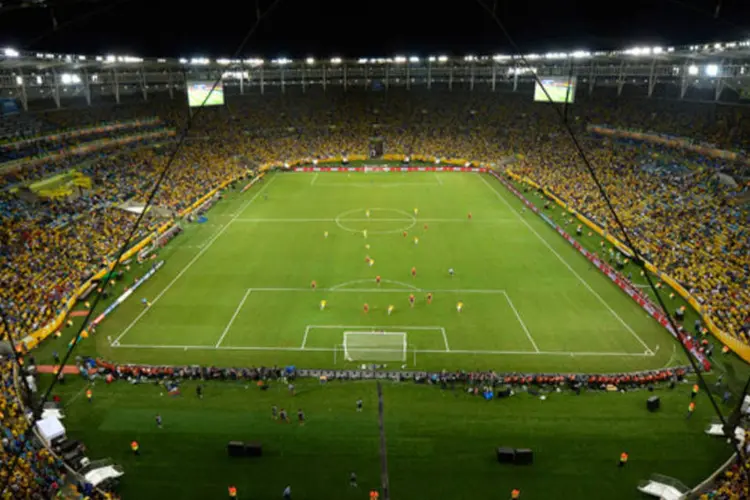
top-left (1, 5), bottom-right (750, 498)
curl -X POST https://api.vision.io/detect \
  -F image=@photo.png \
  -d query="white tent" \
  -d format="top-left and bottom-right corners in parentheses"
top-left (35, 416), bottom-right (65, 446)
top-left (83, 465), bottom-right (124, 488)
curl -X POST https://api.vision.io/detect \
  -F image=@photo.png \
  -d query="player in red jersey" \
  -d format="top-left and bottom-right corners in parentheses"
top-left (409, 294), bottom-right (415, 308)
top-left (311, 280), bottom-right (317, 290)
top-left (423, 224), bottom-right (428, 230)
top-left (375, 275), bottom-right (381, 285)
top-left (411, 267), bottom-right (417, 278)
top-left (363, 303), bottom-right (369, 313)
top-left (468, 212), bottom-right (472, 220)
top-left (403, 231), bottom-right (408, 238)
top-left (426, 293), bottom-right (433, 304)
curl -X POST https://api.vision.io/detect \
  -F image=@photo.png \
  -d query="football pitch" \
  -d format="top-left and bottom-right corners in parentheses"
top-left (97, 170), bottom-right (686, 373)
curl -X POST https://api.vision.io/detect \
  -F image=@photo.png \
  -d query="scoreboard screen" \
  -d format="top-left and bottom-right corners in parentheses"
top-left (187, 81), bottom-right (225, 107)
top-left (534, 77), bottom-right (576, 104)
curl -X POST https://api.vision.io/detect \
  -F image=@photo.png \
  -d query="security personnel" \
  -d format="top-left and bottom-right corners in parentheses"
top-left (86, 389), bottom-right (92, 403)
top-left (687, 401), bottom-right (696, 419)
top-left (619, 451), bottom-right (628, 467)
top-left (691, 384), bottom-right (699, 400)
top-left (228, 485), bottom-right (237, 498)
top-left (131, 440), bottom-right (139, 455)
top-left (511, 488), bottom-right (521, 499)
top-left (369, 490), bottom-right (379, 500)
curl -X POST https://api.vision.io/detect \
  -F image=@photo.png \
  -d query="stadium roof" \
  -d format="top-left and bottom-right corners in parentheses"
top-left (3, 39), bottom-right (750, 71)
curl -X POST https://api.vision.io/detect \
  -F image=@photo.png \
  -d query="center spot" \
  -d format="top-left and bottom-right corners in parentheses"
top-left (335, 208), bottom-right (417, 235)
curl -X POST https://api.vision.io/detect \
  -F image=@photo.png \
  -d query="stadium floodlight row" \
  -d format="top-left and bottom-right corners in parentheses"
top-left (1, 40), bottom-right (750, 110)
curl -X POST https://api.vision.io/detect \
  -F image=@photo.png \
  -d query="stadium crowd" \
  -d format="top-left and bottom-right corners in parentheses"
top-left (701, 439), bottom-right (750, 500)
top-left (0, 88), bottom-right (748, 496)
top-left (0, 359), bottom-right (66, 499)
top-left (0, 89), bottom-right (748, 350)
top-left (513, 135), bottom-right (749, 345)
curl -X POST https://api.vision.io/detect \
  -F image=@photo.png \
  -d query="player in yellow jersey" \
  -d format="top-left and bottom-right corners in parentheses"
top-left (320, 300), bottom-right (327, 311)
top-left (413, 236), bottom-right (419, 245)
top-left (366, 209), bottom-right (370, 218)
top-left (363, 229), bottom-right (368, 239)
top-left (369, 258), bottom-right (375, 267)
top-left (413, 208), bottom-right (419, 216)
top-left (324, 231), bottom-right (329, 239)
top-left (387, 305), bottom-right (394, 316)
top-left (456, 301), bottom-right (463, 313)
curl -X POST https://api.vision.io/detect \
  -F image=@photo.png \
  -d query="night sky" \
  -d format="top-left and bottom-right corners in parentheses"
top-left (0, 0), bottom-right (747, 58)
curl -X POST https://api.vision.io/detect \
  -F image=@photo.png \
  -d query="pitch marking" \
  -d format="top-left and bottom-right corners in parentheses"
top-left (245, 287), bottom-right (506, 293)
top-left (112, 343), bottom-right (654, 357)
top-left (503, 292), bottom-right (540, 352)
top-left (111, 176), bottom-right (276, 345)
top-left (215, 289), bottom-right (253, 347)
top-left (303, 324), bottom-right (450, 352)
top-left (328, 279), bottom-right (420, 291)
top-left (335, 208), bottom-right (416, 235)
top-left (477, 174), bottom-right (654, 355)
top-left (233, 218), bottom-right (510, 223)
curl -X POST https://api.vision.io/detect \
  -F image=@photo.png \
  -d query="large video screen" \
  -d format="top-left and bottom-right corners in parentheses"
top-left (187, 81), bottom-right (225, 107)
top-left (534, 77), bottom-right (576, 104)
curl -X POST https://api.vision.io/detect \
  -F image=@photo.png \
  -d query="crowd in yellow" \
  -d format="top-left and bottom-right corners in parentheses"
top-left (0, 360), bottom-right (67, 499)
top-left (1, 89), bottom-right (748, 348)
top-left (0, 86), bottom-right (747, 500)
top-left (699, 430), bottom-right (750, 500)
top-left (514, 136), bottom-right (749, 346)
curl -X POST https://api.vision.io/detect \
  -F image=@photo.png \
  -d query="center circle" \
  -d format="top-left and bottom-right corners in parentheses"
top-left (335, 208), bottom-right (417, 234)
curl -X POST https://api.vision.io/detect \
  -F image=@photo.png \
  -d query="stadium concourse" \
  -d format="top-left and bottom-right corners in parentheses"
top-left (0, 88), bottom-right (748, 497)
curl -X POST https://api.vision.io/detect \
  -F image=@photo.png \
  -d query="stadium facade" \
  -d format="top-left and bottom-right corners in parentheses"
top-left (2, 41), bottom-right (750, 109)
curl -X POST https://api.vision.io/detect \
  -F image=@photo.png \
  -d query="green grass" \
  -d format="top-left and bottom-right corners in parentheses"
top-left (508, 178), bottom-right (750, 393)
top-left (30, 173), bottom-right (700, 372)
top-left (50, 375), bottom-right (732, 500)
top-left (36, 170), bottom-right (695, 373)
top-left (29, 169), bottom-right (746, 499)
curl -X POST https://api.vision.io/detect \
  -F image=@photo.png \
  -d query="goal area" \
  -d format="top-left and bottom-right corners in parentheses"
top-left (340, 331), bottom-right (408, 363)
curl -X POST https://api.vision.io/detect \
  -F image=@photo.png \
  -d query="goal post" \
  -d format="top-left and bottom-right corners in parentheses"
top-left (334, 343), bottom-right (417, 367)
top-left (342, 331), bottom-right (407, 362)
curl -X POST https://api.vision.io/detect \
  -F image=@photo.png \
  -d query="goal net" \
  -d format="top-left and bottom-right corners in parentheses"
top-left (343, 331), bottom-right (407, 362)
top-left (138, 222), bottom-right (182, 262)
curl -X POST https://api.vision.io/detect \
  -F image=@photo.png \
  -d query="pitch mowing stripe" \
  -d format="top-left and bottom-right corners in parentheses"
top-left (112, 343), bottom-right (653, 356)
top-left (111, 176), bottom-right (277, 346)
top-left (232, 218), bottom-right (514, 223)
top-left (476, 173), bottom-right (655, 355)
top-left (246, 287), bottom-right (508, 293)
